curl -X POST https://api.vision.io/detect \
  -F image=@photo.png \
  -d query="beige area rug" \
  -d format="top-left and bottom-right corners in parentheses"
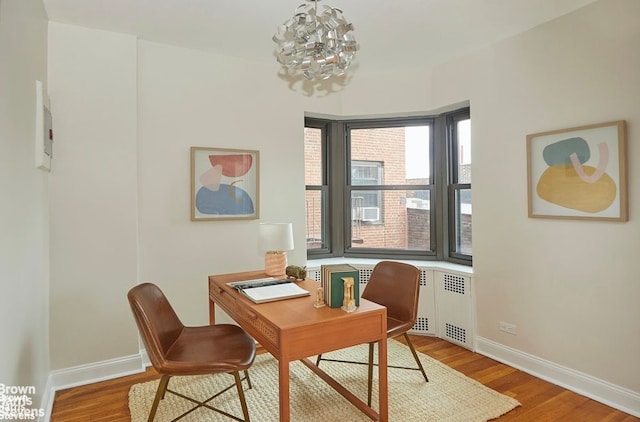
top-left (129, 341), bottom-right (520, 421)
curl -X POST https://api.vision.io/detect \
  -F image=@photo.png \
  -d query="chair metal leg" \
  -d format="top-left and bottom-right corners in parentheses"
top-left (234, 371), bottom-right (251, 422)
top-left (319, 336), bottom-right (426, 407)
top-left (367, 342), bottom-right (375, 407)
top-left (244, 369), bottom-right (253, 389)
top-left (150, 372), bottom-right (252, 422)
top-left (148, 375), bottom-right (170, 421)
top-left (316, 334), bottom-right (428, 410)
top-left (404, 333), bottom-right (429, 382)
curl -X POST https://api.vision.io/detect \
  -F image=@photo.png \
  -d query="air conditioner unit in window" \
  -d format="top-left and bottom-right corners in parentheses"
top-left (361, 207), bottom-right (380, 222)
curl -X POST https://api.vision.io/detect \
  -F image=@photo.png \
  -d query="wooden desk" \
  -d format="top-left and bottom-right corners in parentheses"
top-left (209, 270), bottom-right (388, 422)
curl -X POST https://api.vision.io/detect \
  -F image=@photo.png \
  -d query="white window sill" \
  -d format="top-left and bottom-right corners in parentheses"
top-left (306, 257), bottom-right (473, 277)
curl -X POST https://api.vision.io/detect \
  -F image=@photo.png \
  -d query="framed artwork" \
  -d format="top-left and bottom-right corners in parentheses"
top-left (191, 147), bottom-right (260, 221)
top-left (527, 120), bottom-right (627, 221)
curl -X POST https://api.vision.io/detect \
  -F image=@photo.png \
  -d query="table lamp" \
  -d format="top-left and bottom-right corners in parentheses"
top-left (259, 222), bottom-right (294, 276)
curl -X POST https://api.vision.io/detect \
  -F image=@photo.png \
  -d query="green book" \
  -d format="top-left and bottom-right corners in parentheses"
top-left (320, 264), bottom-right (360, 308)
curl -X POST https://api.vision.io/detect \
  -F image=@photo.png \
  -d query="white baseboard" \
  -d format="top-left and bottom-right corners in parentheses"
top-left (38, 374), bottom-right (54, 422)
top-left (39, 352), bottom-right (148, 421)
top-left (476, 337), bottom-right (640, 418)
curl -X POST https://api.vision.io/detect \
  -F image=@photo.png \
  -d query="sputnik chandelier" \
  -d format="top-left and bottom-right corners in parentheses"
top-left (273, 0), bottom-right (359, 81)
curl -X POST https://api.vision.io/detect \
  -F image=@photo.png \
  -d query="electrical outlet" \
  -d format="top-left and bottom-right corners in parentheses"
top-left (499, 321), bottom-right (517, 335)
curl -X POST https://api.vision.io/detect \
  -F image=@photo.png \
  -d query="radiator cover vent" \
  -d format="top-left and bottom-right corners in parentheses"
top-left (308, 269), bottom-right (321, 281)
top-left (443, 273), bottom-right (466, 295)
top-left (358, 268), bottom-right (373, 285)
top-left (419, 270), bottom-right (429, 286)
top-left (445, 322), bottom-right (467, 343)
top-left (413, 316), bottom-right (429, 332)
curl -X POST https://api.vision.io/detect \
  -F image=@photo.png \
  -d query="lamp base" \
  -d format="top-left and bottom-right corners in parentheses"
top-left (265, 252), bottom-right (287, 277)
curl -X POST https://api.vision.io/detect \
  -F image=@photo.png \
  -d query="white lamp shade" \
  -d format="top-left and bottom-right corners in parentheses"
top-left (259, 223), bottom-right (294, 252)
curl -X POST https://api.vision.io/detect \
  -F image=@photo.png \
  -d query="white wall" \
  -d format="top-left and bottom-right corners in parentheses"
top-left (137, 42), bottom-right (299, 324)
top-left (45, 0), bottom-right (639, 413)
top-left (47, 23), bottom-right (139, 369)
top-left (472, 0), bottom-right (639, 393)
top-left (47, 26), bottom-right (343, 364)
top-left (0, 0), bottom-right (50, 409)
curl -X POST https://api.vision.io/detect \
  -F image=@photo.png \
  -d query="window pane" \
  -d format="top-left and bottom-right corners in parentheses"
top-left (305, 190), bottom-right (325, 249)
top-left (350, 126), bottom-right (430, 185)
top-left (304, 127), bottom-right (323, 185)
top-left (457, 119), bottom-right (471, 183)
top-left (305, 124), bottom-right (326, 251)
top-left (454, 188), bottom-right (472, 255)
top-left (350, 190), bottom-right (430, 250)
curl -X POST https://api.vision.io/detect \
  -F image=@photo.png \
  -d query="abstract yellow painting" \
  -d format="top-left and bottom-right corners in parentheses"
top-left (527, 121), bottom-right (627, 221)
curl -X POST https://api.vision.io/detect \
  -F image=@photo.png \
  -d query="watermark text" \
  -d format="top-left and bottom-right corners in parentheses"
top-left (0, 383), bottom-right (45, 420)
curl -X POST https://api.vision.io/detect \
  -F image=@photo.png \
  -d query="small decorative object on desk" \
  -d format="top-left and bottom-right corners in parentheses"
top-left (313, 285), bottom-right (326, 308)
top-left (341, 276), bottom-right (357, 313)
top-left (320, 264), bottom-right (359, 309)
top-left (286, 265), bottom-right (307, 281)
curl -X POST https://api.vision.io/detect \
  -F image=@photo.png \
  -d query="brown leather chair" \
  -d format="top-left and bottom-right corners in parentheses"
top-left (127, 282), bottom-right (256, 421)
top-left (316, 261), bottom-right (428, 406)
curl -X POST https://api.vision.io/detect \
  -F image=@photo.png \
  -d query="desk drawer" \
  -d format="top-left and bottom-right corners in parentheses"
top-left (210, 286), bottom-right (237, 315)
top-left (236, 303), bottom-right (279, 349)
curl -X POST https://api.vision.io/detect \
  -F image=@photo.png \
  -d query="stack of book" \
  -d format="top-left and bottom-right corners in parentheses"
top-left (320, 264), bottom-right (360, 308)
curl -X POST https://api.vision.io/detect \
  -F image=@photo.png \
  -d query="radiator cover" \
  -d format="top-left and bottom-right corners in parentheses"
top-left (308, 265), bottom-right (475, 350)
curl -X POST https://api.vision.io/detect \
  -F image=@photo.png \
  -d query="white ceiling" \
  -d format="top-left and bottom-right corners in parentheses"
top-left (42, 0), bottom-right (597, 73)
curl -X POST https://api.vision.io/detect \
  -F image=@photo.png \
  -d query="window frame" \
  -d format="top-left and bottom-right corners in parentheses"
top-left (305, 107), bottom-right (471, 265)
top-left (344, 117), bottom-right (435, 260)
top-left (304, 120), bottom-right (332, 256)
top-left (446, 109), bottom-right (472, 265)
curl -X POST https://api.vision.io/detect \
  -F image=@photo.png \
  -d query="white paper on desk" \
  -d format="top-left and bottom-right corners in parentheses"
top-left (241, 282), bottom-right (310, 303)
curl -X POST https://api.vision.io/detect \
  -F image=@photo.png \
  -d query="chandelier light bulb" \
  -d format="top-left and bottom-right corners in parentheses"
top-left (273, 0), bottom-right (359, 81)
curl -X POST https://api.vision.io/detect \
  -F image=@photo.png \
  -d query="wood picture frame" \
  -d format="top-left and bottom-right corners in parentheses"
top-left (527, 120), bottom-right (627, 221)
top-left (190, 147), bottom-right (260, 221)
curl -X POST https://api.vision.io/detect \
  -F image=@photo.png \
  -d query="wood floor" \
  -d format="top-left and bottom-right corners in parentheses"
top-left (50, 335), bottom-right (638, 421)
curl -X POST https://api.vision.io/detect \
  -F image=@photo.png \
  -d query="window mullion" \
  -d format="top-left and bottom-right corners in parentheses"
top-left (433, 115), bottom-right (447, 260)
top-left (329, 121), bottom-right (346, 257)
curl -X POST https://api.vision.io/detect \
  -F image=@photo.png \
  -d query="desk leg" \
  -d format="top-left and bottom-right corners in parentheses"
top-left (378, 338), bottom-right (388, 421)
top-left (278, 358), bottom-right (290, 421)
top-left (209, 300), bottom-right (215, 325)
